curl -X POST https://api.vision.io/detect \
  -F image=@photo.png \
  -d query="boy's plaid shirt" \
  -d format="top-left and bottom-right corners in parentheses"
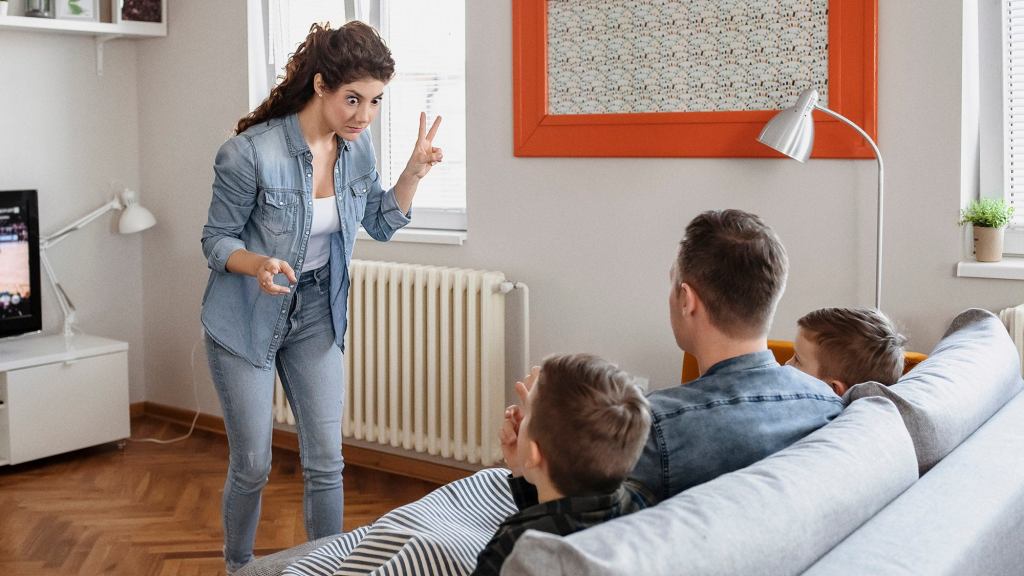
top-left (471, 474), bottom-right (650, 576)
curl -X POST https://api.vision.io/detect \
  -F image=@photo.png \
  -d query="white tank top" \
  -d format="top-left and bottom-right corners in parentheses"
top-left (302, 196), bottom-right (341, 272)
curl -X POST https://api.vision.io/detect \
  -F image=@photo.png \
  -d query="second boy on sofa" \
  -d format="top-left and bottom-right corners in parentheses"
top-left (789, 307), bottom-right (908, 395)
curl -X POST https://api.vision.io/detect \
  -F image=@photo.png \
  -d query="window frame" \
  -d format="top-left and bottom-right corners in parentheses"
top-left (248, 0), bottom-right (468, 235)
top-left (979, 0), bottom-right (1024, 255)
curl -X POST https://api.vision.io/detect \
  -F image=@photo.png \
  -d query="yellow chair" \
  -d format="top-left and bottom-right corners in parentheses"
top-left (681, 339), bottom-right (928, 384)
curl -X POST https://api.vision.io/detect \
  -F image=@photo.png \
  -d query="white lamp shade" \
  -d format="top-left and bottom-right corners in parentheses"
top-left (118, 204), bottom-right (156, 234)
top-left (757, 88), bottom-right (819, 162)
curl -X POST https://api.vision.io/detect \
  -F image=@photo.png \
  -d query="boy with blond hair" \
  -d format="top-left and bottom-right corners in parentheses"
top-left (472, 353), bottom-right (651, 576)
top-left (788, 306), bottom-right (908, 395)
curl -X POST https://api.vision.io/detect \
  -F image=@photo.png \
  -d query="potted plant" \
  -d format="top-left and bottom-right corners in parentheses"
top-left (960, 198), bottom-right (1016, 262)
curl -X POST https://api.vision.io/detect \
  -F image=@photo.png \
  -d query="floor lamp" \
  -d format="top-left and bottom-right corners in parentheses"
top-left (757, 88), bottom-right (885, 309)
top-left (40, 188), bottom-right (157, 337)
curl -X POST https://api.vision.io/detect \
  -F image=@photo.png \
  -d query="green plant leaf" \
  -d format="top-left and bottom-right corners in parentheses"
top-left (959, 197), bottom-right (1016, 228)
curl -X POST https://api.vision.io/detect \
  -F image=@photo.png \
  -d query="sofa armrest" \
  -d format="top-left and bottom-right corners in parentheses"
top-left (803, 390), bottom-right (1024, 576)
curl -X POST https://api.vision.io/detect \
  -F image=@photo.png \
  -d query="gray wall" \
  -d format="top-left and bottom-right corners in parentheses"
top-left (135, 0), bottom-right (249, 411)
top-left (0, 31), bottom-right (147, 401)
top-left (134, 0), bottom-right (1024, 413)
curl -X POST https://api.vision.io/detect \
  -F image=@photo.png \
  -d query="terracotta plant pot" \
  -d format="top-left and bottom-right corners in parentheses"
top-left (973, 225), bottom-right (1005, 262)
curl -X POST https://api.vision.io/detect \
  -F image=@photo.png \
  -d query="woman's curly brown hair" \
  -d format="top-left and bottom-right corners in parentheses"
top-left (236, 21), bottom-right (395, 134)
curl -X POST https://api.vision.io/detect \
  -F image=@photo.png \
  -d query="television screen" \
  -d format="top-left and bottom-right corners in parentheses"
top-left (0, 190), bottom-right (42, 338)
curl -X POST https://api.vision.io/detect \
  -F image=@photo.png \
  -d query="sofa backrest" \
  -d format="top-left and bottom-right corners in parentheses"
top-left (845, 308), bottom-right (1024, 473)
top-left (804, 389), bottom-right (1024, 576)
top-left (501, 397), bottom-right (918, 576)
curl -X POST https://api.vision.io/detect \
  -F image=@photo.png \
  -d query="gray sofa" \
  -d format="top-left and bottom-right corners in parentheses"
top-left (503, 308), bottom-right (1024, 576)
top-left (242, 308), bottom-right (1024, 576)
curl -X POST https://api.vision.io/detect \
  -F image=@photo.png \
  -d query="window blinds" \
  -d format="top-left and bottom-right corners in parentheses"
top-left (380, 0), bottom-right (466, 214)
top-left (1006, 0), bottom-right (1024, 223)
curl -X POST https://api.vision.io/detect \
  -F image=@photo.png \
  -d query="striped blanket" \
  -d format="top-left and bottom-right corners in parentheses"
top-left (283, 468), bottom-right (516, 576)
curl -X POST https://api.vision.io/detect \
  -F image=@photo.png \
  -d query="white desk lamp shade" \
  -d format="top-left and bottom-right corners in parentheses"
top-left (117, 194), bottom-right (156, 234)
top-left (757, 88), bottom-right (819, 162)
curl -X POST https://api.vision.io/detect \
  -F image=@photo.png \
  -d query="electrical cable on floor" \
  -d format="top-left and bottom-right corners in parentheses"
top-left (129, 338), bottom-right (203, 444)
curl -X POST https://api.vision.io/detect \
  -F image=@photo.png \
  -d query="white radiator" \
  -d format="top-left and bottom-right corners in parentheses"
top-left (999, 304), bottom-right (1024, 375)
top-left (274, 260), bottom-right (525, 467)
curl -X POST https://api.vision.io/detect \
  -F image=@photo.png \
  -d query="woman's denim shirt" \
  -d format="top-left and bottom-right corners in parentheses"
top-left (201, 113), bottom-right (410, 368)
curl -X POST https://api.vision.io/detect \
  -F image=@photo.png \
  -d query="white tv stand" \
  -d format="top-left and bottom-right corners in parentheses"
top-left (0, 333), bottom-right (129, 466)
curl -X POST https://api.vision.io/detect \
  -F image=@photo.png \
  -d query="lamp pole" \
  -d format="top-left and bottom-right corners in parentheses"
top-left (812, 105), bottom-right (884, 310)
top-left (758, 88), bottom-right (884, 309)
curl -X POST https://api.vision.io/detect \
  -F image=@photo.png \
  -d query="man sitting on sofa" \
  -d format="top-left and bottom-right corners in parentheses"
top-left (630, 209), bottom-right (845, 503)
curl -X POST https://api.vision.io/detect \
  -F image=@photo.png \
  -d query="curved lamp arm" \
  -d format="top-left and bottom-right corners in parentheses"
top-left (40, 199), bottom-right (122, 337)
top-left (757, 87), bottom-right (884, 309)
top-left (42, 198), bottom-right (122, 250)
top-left (813, 105), bottom-right (884, 310)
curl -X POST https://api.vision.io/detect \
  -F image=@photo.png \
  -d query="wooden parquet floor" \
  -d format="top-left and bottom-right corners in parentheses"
top-left (0, 416), bottom-right (440, 576)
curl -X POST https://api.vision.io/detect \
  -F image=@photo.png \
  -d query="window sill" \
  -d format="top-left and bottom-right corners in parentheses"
top-left (358, 228), bottom-right (466, 246)
top-left (956, 257), bottom-right (1024, 280)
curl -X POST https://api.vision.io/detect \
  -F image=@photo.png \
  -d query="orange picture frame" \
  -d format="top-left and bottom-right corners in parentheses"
top-left (513, 0), bottom-right (878, 158)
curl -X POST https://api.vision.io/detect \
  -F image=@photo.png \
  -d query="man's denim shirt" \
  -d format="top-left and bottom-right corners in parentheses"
top-left (630, 351), bottom-right (844, 503)
top-left (201, 113), bottom-right (410, 369)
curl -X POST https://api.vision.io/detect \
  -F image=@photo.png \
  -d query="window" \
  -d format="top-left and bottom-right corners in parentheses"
top-left (980, 0), bottom-right (1024, 254)
top-left (379, 0), bottom-right (466, 230)
top-left (248, 0), bottom-right (467, 232)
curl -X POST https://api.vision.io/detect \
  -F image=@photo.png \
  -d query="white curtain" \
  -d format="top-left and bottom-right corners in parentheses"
top-left (267, 0), bottom-right (292, 79)
top-left (354, 0), bottom-right (371, 22)
top-left (247, 0), bottom-right (349, 111)
top-left (246, 0), bottom-right (271, 110)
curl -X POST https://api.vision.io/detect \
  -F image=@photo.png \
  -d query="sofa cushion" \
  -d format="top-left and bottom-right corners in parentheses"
top-left (803, 389), bottom-right (1024, 576)
top-left (844, 308), bottom-right (1024, 473)
top-left (500, 397), bottom-right (918, 576)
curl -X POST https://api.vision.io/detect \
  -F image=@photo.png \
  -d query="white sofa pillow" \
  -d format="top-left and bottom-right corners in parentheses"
top-left (501, 396), bottom-right (917, 576)
top-left (845, 308), bottom-right (1024, 473)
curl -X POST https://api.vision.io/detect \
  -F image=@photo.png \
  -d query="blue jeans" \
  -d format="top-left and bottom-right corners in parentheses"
top-left (205, 264), bottom-right (345, 572)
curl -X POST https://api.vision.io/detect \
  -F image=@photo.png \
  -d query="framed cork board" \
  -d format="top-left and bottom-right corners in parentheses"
top-left (513, 0), bottom-right (877, 158)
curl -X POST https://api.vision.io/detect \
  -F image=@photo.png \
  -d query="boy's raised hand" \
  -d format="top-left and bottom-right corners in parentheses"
top-left (500, 366), bottom-right (541, 477)
top-left (500, 405), bottom-right (524, 476)
top-left (520, 366), bottom-right (540, 395)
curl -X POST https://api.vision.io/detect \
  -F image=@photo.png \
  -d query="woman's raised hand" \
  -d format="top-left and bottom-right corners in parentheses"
top-left (404, 112), bottom-right (443, 180)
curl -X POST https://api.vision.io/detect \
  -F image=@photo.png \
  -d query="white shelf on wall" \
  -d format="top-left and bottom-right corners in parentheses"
top-left (0, 14), bottom-right (165, 37)
top-left (0, 14), bottom-right (166, 74)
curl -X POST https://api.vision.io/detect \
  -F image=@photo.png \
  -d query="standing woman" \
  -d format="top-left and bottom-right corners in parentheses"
top-left (200, 21), bottom-right (441, 573)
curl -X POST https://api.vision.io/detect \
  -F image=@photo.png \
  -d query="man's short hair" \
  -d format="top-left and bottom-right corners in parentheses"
top-left (676, 209), bottom-right (788, 337)
top-left (798, 307), bottom-right (908, 385)
top-left (530, 353), bottom-right (651, 496)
